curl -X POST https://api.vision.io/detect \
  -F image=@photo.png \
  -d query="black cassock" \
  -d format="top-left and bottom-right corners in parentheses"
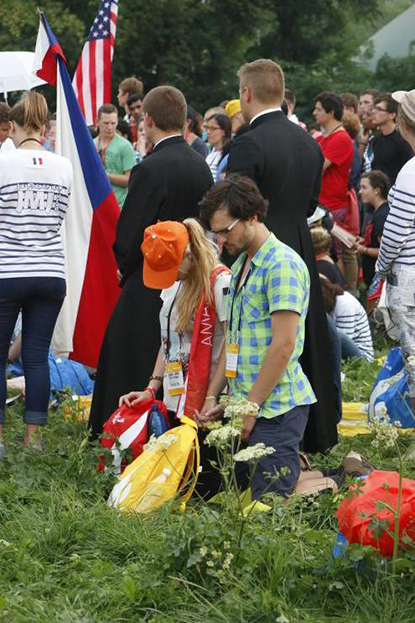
top-left (227, 111), bottom-right (339, 453)
top-left (89, 136), bottom-right (213, 438)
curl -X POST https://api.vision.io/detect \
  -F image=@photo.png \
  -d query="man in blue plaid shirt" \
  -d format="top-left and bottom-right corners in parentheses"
top-left (198, 174), bottom-right (316, 499)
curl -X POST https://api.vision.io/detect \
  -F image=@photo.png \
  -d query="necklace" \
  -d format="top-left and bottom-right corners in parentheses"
top-left (324, 124), bottom-right (343, 138)
top-left (18, 137), bottom-right (43, 148)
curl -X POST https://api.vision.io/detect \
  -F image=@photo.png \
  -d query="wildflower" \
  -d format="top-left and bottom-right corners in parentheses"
top-left (212, 550), bottom-right (221, 558)
top-left (233, 443), bottom-right (275, 462)
top-left (222, 552), bottom-right (234, 570)
top-left (205, 425), bottom-right (241, 446)
top-left (223, 399), bottom-right (260, 420)
top-left (143, 433), bottom-right (177, 452)
top-left (370, 414), bottom-right (400, 449)
top-left (199, 546), bottom-right (208, 557)
top-left (223, 541), bottom-right (230, 550)
top-left (206, 560), bottom-right (215, 567)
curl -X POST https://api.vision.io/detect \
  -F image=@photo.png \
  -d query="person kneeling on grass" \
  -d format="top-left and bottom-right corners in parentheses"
top-left (196, 174), bottom-right (337, 500)
top-left (118, 218), bottom-right (231, 498)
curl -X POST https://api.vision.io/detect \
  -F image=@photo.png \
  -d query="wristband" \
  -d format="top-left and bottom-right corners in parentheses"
top-left (205, 395), bottom-right (217, 401)
top-left (149, 375), bottom-right (163, 383)
top-left (144, 386), bottom-right (156, 400)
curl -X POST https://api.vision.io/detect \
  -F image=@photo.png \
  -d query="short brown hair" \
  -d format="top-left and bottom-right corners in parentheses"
top-left (119, 77), bottom-right (143, 97)
top-left (10, 91), bottom-right (48, 133)
top-left (143, 86), bottom-right (186, 131)
top-left (237, 59), bottom-right (285, 104)
top-left (374, 93), bottom-right (398, 117)
top-left (342, 110), bottom-right (361, 139)
top-left (199, 174), bottom-right (268, 228)
top-left (284, 89), bottom-right (296, 106)
top-left (97, 103), bottom-right (118, 118)
top-left (311, 227), bottom-right (333, 256)
top-left (0, 102), bottom-right (10, 124)
top-left (361, 170), bottom-right (390, 199)
top-left (341, 93), bottom-right (358, 113)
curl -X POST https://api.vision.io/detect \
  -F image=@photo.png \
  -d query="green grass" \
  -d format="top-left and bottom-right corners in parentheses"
top-left (1, 338), bottom-right (415, 622)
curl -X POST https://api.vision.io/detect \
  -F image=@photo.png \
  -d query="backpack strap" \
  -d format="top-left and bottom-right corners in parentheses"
top-left (177, 416), bottom-right (200, 507)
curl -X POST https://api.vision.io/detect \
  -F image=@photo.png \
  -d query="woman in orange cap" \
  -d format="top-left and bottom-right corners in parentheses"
top-left (119, 218), bottom-right (231, 424)
top-left (119, 218), bottom-right (230, 497)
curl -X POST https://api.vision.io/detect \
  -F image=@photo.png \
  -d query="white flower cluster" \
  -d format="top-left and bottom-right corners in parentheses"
top-left (233, 443), bottom-right (275, 463)
top-left (198, 544), bottom-right (233, 573)
top-left (205, 425), bottom-right (241, 447)
top-left (224, 399), bottom-right (260, 420)
top-left (370, 413), bottom-right (400, 450)
top-left (143, 433), bottom-right (177, 452)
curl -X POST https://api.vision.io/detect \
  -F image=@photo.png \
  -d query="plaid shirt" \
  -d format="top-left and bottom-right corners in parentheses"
top-left (226, 233), bottom-right (316, 418)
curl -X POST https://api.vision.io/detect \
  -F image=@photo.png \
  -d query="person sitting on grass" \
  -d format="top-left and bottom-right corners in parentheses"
top-left (311, 226), bottom-right (345, 287)
top-left (320, 276), bottom-right (374, 362)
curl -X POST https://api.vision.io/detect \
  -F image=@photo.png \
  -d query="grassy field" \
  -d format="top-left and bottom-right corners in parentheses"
top-left (1, 335), bottom-right (415, 623)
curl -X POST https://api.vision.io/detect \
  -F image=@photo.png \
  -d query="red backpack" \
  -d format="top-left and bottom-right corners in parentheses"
top-left (98, 398), bottom-right (169, 473)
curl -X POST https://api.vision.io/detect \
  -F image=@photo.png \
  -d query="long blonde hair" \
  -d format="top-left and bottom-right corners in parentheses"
top-left (175, 218), bottom-right (219, 333)
top-left (10, 91), bottom-right (48, 134)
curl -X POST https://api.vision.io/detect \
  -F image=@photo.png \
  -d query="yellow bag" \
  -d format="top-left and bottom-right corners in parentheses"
top-left (108, 416), bottom-right (200, 513)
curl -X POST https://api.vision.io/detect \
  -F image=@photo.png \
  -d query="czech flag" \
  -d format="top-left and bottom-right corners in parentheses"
top-left (33, 13), bottom-right (120, 368)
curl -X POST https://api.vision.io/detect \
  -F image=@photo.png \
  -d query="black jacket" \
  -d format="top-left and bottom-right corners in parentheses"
top-left (89, 136), bottom-right (213, 437)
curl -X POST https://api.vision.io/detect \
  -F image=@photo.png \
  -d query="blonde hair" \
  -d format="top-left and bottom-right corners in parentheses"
top-left (237, 59), bottom-right (285, 104)
top-left (310, 226), bottom-right (333, 256)
top-left (10, 91), bottom-right (48, 134)
top-left (175, 218), bottom-right (219, 334)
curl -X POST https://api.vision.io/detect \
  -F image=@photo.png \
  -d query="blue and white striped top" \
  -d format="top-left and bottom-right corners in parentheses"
top-left (0, 149), bottom-right (73, 279)
top-left (376, 155), bottom-right (415, 276)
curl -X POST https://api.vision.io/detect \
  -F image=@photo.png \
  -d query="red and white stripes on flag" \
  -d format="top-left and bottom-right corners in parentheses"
top-left (73, 0), bottom-right (118, 126)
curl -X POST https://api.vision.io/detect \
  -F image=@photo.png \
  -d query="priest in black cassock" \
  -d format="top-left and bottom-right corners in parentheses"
top-left (89, 86), bottom-right (213, 438)
top-left (227, 59), bottom-right (338, 453)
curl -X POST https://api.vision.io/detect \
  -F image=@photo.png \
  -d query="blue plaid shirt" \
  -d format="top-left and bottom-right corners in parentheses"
top-left (226, 233), bottom-right (316, 418)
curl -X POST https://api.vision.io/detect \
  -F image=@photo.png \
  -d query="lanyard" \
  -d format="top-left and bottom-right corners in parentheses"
top-left (228, 262), bottom-right (252, 342)
top-left (166, 284), bottom-right (182, 359)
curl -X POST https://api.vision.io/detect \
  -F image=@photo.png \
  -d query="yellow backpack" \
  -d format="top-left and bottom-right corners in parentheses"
top-left (107, 416), bottom-right (200, 513)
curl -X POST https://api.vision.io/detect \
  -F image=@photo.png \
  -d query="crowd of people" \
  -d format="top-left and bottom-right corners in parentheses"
top-left (1, 58), bottom-right (415, 501)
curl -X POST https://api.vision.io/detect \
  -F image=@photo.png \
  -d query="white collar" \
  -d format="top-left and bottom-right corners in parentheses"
top-left (250, 107), bottom-right (282, 125)
top-left (154, 134), bottom-right (182, 149)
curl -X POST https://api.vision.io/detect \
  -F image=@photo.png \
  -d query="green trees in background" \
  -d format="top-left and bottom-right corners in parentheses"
top-left (1, 0), bottom-right (414, 121)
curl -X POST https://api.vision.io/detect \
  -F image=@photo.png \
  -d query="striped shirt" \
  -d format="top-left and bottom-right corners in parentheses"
top-left (331, 292), bottom-right (374, 362)
top-left (376, 155), bottom-right (415, 276)
top-left (0, 149), bottom-right (73, 279)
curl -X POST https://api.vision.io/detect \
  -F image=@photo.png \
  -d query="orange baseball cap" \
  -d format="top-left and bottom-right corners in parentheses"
top-left (141, 221), bottom-right (189, 289)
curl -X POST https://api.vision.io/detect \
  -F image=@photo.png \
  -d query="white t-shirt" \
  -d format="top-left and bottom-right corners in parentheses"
top-left (160, 271), bottom-right (231, 411)
top-left (331, 291), bottom-right (374, 362)
top-left (0, 148), bottom-right (73, 279)
top-left (0, 138), bottom-right (15, 151)
top-left (205, 149), bottom-right (222, 180)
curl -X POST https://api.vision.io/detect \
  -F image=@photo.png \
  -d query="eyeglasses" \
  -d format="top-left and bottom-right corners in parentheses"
top-left (206, 125), bottom-right (221, 132)
top-left (374, 106), bottom-right (388, 112)
top-left (211, 218), bottom-right (240, 237)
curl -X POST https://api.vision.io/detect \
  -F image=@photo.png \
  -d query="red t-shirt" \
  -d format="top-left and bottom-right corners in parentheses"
top-left (317, 129), bottom-right (353, 211)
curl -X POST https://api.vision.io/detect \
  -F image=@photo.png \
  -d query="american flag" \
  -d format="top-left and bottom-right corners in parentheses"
top-left (73, 0), bottom-right (119, 126)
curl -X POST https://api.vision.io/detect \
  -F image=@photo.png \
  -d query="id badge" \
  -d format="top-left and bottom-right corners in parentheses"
top-left (225, 343), bottom-right (239, 378)
top-left (166, 361), bottom-right (185, 395)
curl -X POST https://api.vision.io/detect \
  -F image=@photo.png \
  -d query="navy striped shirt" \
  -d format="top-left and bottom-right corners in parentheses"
top-left (0, 149), bottom-right (72, 279)
top-left (376, 155), bottom-right (415, 276)
top-left (331, 291), bottom-right (374, 362)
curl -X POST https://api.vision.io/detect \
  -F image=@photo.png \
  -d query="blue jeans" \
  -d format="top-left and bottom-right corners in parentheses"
top-left (337, 329), bottom-right (364, 360)
top-left (241, 405), bottom-right (310, 500)
top-left (0, 277), bottom-right (66, 425)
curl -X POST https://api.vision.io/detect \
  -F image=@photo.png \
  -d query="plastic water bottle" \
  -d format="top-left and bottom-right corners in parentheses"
top-left (135, 468), bottom-right (172, 513)
top-left (148, 404), bottom-right (169, 438)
